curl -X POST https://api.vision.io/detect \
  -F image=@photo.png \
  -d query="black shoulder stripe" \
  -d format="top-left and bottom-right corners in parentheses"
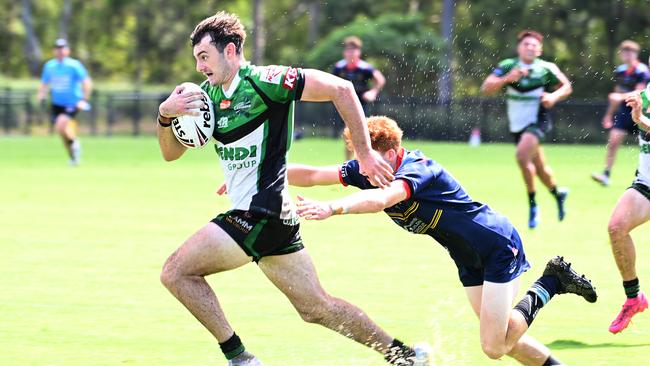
top-left (245, 76), bottom-right (281, 107)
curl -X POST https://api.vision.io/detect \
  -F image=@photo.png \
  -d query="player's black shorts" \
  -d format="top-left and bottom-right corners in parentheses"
top-left (612, 107), bottom-right (637, 135)
top-left (456, 229), bottom-right (530, 287)
top-left (629, 180), bottom-right (650, 201)
top-left (51, 104), bottom-right (78, 124)
top-left (512, 121), bottom-right (552, 144)
top-left (211, 210), bottom-right (304, 262)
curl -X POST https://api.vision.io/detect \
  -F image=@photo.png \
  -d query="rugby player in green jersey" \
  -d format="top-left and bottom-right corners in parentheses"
top-left (606, 88), bottom-right (650, 334)
top-left (155, 11), bottom-right (429, 366)
top-left (481, 30), bottom-right (572, 229)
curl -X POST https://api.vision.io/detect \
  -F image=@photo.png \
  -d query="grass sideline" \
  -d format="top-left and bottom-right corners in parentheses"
top-left (1, 136), bottom-right (649, 365)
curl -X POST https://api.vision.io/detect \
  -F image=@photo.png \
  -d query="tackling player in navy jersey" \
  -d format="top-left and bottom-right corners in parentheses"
top-left (290, 116), bottom-right (597, 366)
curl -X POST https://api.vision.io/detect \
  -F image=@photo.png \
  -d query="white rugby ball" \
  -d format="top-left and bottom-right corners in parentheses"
top-left (171, 82), bottom-right (215, 148)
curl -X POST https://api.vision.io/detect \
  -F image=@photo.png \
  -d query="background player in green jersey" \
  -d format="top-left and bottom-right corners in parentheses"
top-left (606, 88), bottom-right (650, 334)
top-left (481, 30), bottom-right (572, 229)
top-left (155, 11), bottom-right (427, 366)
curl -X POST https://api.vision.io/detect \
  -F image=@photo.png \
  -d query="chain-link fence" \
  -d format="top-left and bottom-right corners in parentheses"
top-left (1, 87), bottom-right (610, 144)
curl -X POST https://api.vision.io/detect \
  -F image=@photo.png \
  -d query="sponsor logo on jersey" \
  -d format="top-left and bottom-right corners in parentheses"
top-left (261, 66), bottom-right (283, 84)
top-left (217, 145), bottom-right (258, 161)
top-left (641, 142), bottom-right (650, 154)
top-left (217, 117), bottom-right (229, 129)
top-left (220, 100), bottom-right (231, 109)
top-left (283, 67), bottom-right (298, 90)
top-left (233, 100), bottom-right (252, 112)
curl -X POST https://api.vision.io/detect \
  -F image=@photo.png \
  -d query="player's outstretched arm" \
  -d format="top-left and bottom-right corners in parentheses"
top-left (288, 164), bottom-right (340, 187)
top-left (296, 180), bottom-right (409, 220)
top-left (541, 64), bottom-right (573, 108)
top-left (156, 85), bottom-right (204, 161)
top-left (300, 69), bottom-right (393, 188)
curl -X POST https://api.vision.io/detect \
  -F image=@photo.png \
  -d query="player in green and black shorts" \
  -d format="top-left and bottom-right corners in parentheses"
top-left (481, 30), bottom-right (573, 229)
top-left (155, 11), bottom-right (428, 366)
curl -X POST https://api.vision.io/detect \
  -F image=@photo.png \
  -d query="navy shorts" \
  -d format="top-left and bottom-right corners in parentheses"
top-left (612, 107), bottom-right (637, 135)
top-left (51, 104), bottom-right (78, 124)
top-left (457, 229), bottom-right (531, 287)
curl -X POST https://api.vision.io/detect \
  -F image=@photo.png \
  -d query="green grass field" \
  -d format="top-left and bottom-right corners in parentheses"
top-left (2, 136), bottom-right (649, 366)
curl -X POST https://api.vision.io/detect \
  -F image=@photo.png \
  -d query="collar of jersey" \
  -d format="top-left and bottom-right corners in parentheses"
top-left (222, 65), bottom-right (245, 99)
top-left (394, 147), bottom-right (405, 173)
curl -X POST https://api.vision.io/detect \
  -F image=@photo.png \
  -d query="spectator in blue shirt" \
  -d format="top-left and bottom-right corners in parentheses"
top-left (37, 38), bottom-right (92, 166)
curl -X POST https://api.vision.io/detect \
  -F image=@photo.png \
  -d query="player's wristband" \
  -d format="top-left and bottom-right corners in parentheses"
top-left (157, 114), bottom-right (172, 128)
top-left (329, 202), bottom-right (349, 215)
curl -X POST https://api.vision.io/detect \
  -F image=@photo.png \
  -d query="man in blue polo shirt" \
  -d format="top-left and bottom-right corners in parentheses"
top-left (38, 38), bottom-right (92, 166)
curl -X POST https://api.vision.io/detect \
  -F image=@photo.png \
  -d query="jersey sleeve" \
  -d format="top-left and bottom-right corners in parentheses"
top-left (253, 65), bottom-right (305, 103)
top-left (339, 160), bottom-right (375, 189)
top-left (492, 59), bottom-right (515, 77)
top-left (393, 159), bottom-right (436, 198)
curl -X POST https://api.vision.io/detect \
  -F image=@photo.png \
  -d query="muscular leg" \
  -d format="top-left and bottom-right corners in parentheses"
top-left (532, 146), bottom-right (557, 190)
top-left (160, 223), bottom-right (252, 342)
top-left (604, 128), bottom-right (628, 175)
top-left (465, 285), bottom-right (550, 365)
top-left (608, 188), bottom-right (650, 281)
top-left (259, 249), bottom-right (397, 355)
top-left (54, 114), bottom-right (75, 159)
top-left (516, 133), bottom-right (540, 194)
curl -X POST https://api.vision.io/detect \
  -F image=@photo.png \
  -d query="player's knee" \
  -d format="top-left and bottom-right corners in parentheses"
top-left (608, 218), bottom-right (628, 242)
top-left (515, 150), bottom-right (530, 166)
top-left (481, 342), bottom-right (507, 360)
top-left (295, 296), bottom-right (333, 324)
top-left (160, 254), bottom-right (181, 289)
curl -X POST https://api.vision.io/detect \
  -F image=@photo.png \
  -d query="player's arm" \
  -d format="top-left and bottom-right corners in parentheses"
top-left (626, 92), bottom-right (650, 131)
top-left (363, 69), bottom-right (385, 102)
top-left (288, 164), bottom-right (341, 187)
top-left (300, 68), bottom-right (393, 187)
top-left (156, 85), bottom-right (204, 161)
top-left (541, 64), bottom-right (573, 108)
top-left (480, 68), bottom-right (526, 95)
top-left (296, 179), bottom-right (409, 220)
top-left (81, 77), bottom-right (93, 102)
top-left (37, 82), bottom-right (49, 103)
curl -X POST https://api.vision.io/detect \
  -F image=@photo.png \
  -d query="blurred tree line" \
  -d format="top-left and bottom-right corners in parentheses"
top-left (1, 0), bottom-right (649, 98)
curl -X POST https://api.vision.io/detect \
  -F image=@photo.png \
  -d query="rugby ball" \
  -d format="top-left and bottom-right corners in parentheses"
top-left (171, 82), bottom-right (215, 148)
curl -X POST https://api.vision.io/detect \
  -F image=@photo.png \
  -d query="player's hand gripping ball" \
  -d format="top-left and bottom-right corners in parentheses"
top-left (171, 82), bottom-right (215, 148)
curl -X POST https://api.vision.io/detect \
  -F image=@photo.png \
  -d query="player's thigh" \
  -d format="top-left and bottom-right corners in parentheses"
top-left (516, 133), bottom-right (539, 160)
top-left (609, 188), bottom-right (650, 234)
top-left (258, 249), bottom-right (328, 307)
top-left (54, 114), bottom-right (70, 132)
top-left (479, 278), bottom-right (521, 341)
top-left (464, 285), bottom-right (483, 318)
top-left (163, 222), bottom-right (252, 277)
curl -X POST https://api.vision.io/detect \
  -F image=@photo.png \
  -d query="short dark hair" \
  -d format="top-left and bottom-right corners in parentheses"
top-left (517, 29), bottom-right (544, 44)
top-left (190, 11), bottom-right (246, 54)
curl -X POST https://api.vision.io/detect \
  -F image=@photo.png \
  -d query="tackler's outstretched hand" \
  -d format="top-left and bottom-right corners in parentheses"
top-left (357, 149), bottom-right (394, 188)
top-left (296, 195), bottom-right (334, 221)
top-left (216, 183), bottom-right (228, 196)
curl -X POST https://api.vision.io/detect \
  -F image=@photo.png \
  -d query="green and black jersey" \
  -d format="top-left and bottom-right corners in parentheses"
top-left (492, 58), bottom-right (562, 133)
top-left (201, 63), bottom-right (304, 220)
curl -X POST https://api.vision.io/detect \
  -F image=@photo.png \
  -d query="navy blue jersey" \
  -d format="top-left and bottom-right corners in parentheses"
top-left (332, 59), bottom-right (375, 102)
top-left (339, 149), bottom-right (518, 270)
top-left (614, 62), bottom-right (650, 92)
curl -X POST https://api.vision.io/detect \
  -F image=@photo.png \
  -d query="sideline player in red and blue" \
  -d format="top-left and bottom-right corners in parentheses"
top-left (290, 116), bottom-right (598, 366)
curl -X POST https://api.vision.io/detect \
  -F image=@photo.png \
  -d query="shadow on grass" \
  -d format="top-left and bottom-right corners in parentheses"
top-left (548, 339), bottom-right (650, 349)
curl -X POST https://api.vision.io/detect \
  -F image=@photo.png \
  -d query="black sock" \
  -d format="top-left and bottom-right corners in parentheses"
top-left (513, 275), bottom-right (560, 326)
top-left (384, 339), bottom-right (415, 365)
top-left (219, 332), bottom-right (245, 360)
top-left (543, 354), bottom-right (563, 365)
top-left (528, 192), bottom-right (537, 207)
top-left (604, 169), bottom-right (611, 178)
top-left (624, 278), bottom-right (640, 299)
top-left (549, 187), bottom-right (558, 197)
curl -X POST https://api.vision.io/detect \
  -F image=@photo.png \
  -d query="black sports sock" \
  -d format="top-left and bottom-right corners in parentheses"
top-left (513, 275), bottom-right (560, 326)
top-left (528, 192), bottom-right (537, 207)
top-left (384, 339), bottom-right (416, 365)
top-left (549, 187), bottom-right (558, 198)
top-left (219, 332), bottom-right (245, 360)
top-left (543, 354), bottom-right (563, 365)
top-left (624, 278), bottom-right (640, 299)
top-left (604, 169), bottom-right (611, 178)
